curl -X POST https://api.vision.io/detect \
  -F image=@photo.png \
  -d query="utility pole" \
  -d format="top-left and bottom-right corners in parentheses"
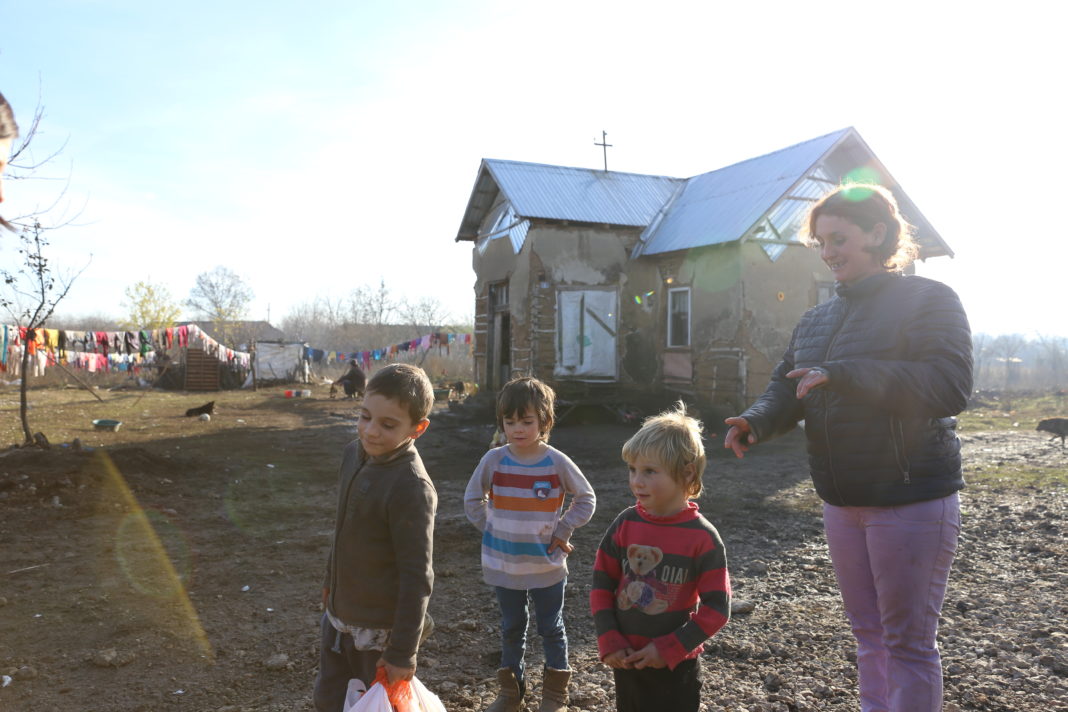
top-left (594, 130), bottom-right (612, 172)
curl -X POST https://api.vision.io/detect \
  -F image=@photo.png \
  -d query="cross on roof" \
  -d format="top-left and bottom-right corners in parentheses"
top-left (594, 130), bottom-right (612, 172)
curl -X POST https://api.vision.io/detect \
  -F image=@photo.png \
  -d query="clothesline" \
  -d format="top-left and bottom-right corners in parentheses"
top-left (1, 323), bottom-right (251, 377)
top-left (303, 332), bottom-right (473, 371)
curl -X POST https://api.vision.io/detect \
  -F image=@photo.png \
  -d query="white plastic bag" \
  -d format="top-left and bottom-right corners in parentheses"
top-left (345, 681), bottom-right (391, 712)
top-left (341, 678), bottom-right (368, 712)
top-left (410, 676), bottom-right (447, 712)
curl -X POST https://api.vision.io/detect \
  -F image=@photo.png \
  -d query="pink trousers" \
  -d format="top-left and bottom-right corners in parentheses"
top-left (823, 492), bottom-right (960, 712)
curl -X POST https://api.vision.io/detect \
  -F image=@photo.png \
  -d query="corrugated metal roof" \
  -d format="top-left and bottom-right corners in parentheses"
top-left (485, 159), bottom-right (682, 227)
top-left (455, 128), bottom-right (952, 260)
top-left (634, 129), bottom-right (851, 256)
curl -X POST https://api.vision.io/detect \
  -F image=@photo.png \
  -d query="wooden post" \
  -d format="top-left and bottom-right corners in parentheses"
top-left (55, 361), bottom-right (107, 403)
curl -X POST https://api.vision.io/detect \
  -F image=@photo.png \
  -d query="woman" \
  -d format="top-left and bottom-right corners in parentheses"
top-left (0, 91), bottom-right (19, 230)
top-left (333, 359), bottom-right (367, 398)
top-left (724, 183), bottom-right (972, 712)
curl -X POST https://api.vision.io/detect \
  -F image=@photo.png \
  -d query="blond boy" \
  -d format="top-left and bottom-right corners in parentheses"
top-left (590, 401), bottom-right (731, 712)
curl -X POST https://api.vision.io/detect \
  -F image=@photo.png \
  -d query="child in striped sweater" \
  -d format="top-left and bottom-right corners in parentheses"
top-left (590, 402), bottom-right (731, 712)
top-left (465, 377), bottom-right (596, 712)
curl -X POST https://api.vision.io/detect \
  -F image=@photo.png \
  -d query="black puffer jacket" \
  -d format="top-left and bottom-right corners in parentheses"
top-left (740, 272), bottom-right (972, 507)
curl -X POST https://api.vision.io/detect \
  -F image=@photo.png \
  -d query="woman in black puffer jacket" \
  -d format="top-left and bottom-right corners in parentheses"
top-left (724, 184), bottom-right (972, 712)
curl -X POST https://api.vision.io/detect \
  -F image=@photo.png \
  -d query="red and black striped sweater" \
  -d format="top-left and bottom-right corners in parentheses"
top-left (590, 501), bottom-right (730, 669)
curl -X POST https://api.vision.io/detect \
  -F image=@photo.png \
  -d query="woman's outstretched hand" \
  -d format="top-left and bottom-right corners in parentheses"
top-left (786, 367), bottom-right (830, 399)
top-left (724, 417), bottom-right (756, 458)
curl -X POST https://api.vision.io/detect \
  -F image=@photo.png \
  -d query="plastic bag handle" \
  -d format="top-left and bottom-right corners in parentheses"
top-left (373, 667), bottom-right (413, 712)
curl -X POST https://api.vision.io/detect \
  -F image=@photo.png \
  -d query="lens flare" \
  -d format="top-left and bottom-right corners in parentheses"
top-left (223, 466), bottom-right (289, 536)
top-left (686, 250), bottom-right (741, 292)
top-left (841, 167), bottom-right (882, 191)
top-left (95, 451), bottom-right (213, 658)
top-left (115, 510), bottom-right (192, 597)
top-left (633, 291), bottom-right (654, 305)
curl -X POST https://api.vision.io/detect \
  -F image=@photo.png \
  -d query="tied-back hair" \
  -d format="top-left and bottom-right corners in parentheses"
top-left (365, 363), bottom-right (435, 423)
top-left (803, 183), bottom-right (920, 272)
top-left (497, 376), bottom-right (556, 442)
top-left (622, 400), bottom-right (706, 498)
top-left (0, 91), bottom-right (19, 232)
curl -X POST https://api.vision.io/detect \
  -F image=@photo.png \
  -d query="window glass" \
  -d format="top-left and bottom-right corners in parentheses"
top-left (667, 288), bottom-right (690, 347)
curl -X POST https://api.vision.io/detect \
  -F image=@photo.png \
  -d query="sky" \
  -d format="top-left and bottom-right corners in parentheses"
top-left (1, 0), bottom-right (1066, 338)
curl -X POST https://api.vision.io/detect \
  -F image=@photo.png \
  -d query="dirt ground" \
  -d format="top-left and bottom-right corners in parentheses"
top-left (0, 386), bottom-right (1065, 711)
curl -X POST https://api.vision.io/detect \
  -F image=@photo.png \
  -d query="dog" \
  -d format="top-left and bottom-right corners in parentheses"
top-left (1036, 417), bottom-right (1068, 448)
top-left (185, 401), bottom-right (216, 417)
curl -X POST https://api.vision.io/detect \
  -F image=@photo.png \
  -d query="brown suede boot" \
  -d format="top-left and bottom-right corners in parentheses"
top-left (486, 667), bottom-right (525, 712)
top-left (538, 667), bottom-right (570, 712)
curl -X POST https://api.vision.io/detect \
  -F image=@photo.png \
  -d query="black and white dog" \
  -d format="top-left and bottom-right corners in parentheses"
top-left (185, 401), bottom-right (216, 417)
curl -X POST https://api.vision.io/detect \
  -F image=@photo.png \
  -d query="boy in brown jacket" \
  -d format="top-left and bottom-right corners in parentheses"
top-left (314, 364), bottom-right (437, 711)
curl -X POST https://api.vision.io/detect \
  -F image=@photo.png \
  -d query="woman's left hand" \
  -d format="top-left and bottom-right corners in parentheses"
top-left (787, 367), bottom-right (829, 399)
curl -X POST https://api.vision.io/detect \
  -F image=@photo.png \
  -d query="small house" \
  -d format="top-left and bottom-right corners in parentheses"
top-left (454, 128), bottom-right (952, 410)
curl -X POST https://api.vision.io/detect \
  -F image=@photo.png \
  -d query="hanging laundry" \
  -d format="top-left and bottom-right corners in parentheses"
top-left (7, 344), bottom-right (21, 376)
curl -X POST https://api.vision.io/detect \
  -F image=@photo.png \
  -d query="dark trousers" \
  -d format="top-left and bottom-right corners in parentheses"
top-left (613, 657), bottom-right (700, 712)
top-left (313, 613), bottom-right (381, 712)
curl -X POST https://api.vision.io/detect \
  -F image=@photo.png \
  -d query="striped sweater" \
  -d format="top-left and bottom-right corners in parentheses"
top-left (465, 444), bottom-right (596, 590)
top-left (590, 501), bottom-right (730, 669)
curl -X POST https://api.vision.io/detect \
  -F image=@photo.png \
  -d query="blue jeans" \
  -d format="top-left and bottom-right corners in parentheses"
top-left (495, 579), bottom-right (568, 683)
top-left (824, 493), bottom-right (960, 712)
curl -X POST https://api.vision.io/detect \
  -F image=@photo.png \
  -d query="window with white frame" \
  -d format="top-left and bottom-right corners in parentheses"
top-left (667, 287), bottom-right (690, 348)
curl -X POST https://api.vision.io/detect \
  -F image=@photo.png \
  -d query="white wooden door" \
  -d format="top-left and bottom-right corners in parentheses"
top-left (555, 289), bottom-right (617, 379)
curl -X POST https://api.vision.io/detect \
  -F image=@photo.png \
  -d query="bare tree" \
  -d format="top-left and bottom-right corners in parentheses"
top-left (184, 266), bottom-right (253, 346)
top-left (990, 333), bottom-right (1027, 388)
top-left (1035, 334), bottom-right (1067, 388)
top-left (398, 296), bottom-right (451, 336)
top-left (347, 279), bottom-right (397, 326)
top-left (2, 221), bottom-right (89, 444)
top-left (972, 333), bottom-right (992, 389)
top-left (2, 92), bottom-right (89, 443)
top-left (3, 93), bottom-right (80, 232)
top-left (281, 296), bottom-right (346, 345)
